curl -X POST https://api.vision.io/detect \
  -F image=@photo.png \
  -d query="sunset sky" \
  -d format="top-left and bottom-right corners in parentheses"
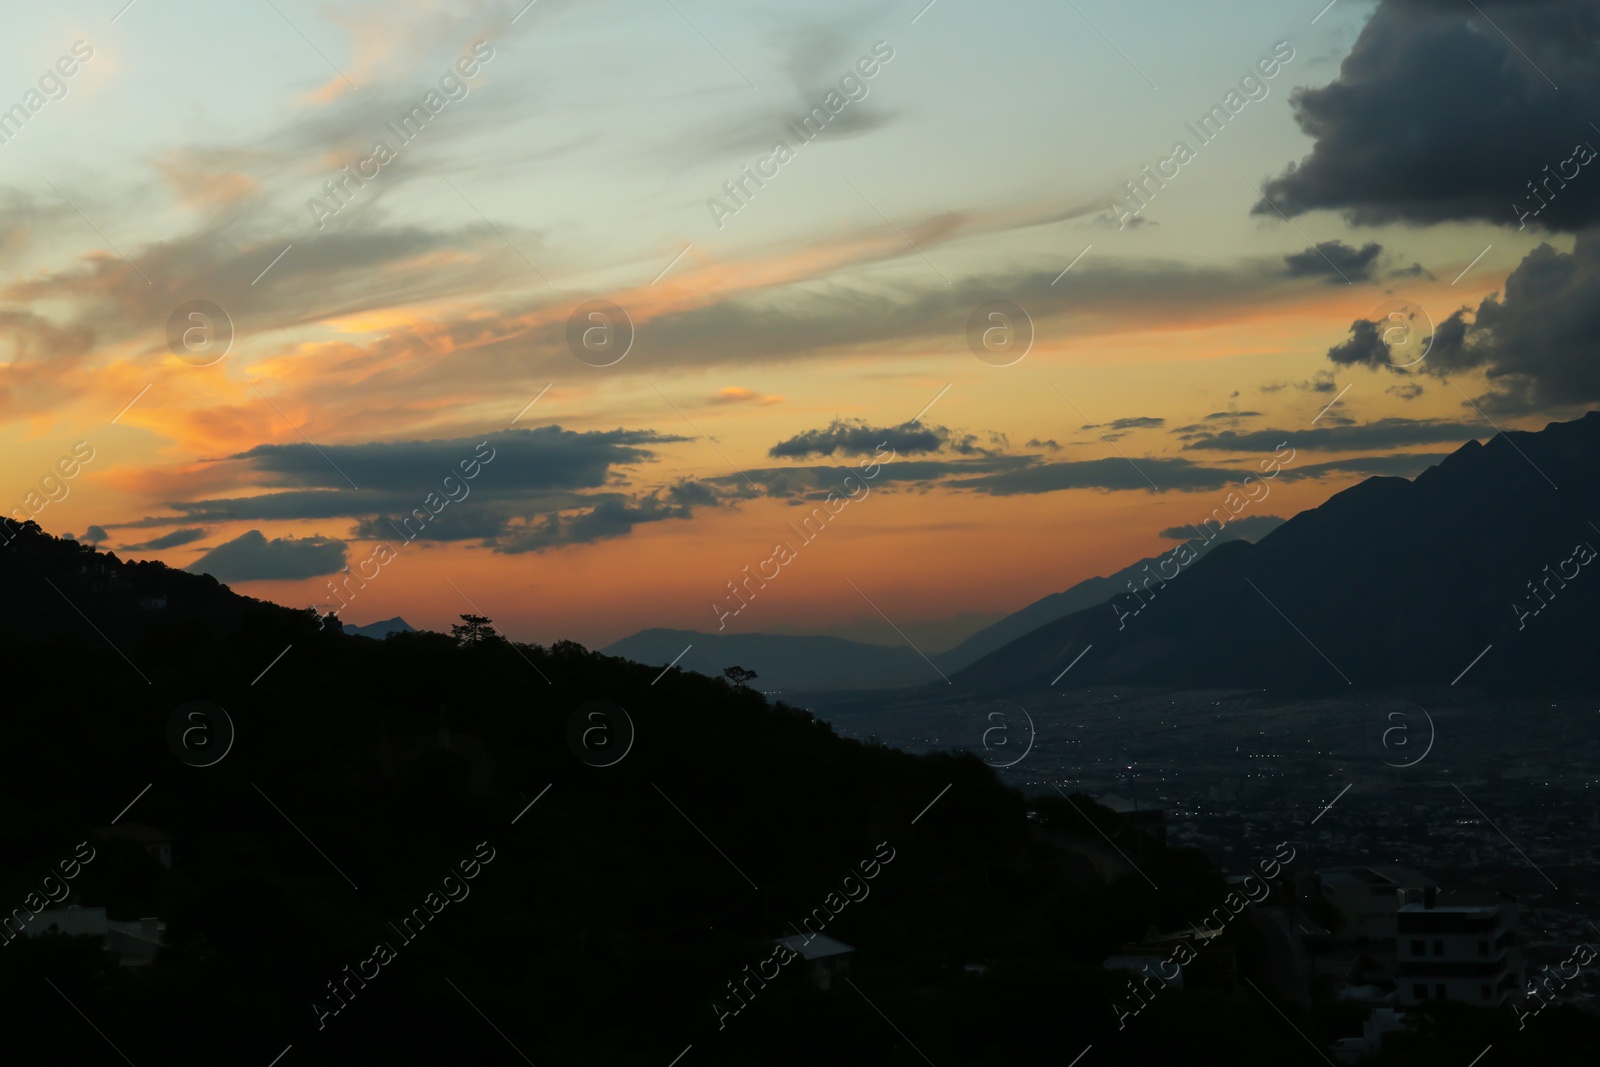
top-left (2, 0), bottom-right (1594, 650)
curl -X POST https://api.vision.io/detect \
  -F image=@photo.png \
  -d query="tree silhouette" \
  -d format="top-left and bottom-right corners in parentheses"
top-left (451, 613), bottom-right (499, 645)
top-left (722, 665), bottom-right (758, 689)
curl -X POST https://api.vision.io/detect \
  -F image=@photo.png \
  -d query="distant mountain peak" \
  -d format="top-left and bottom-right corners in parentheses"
top-left (343, 617), bottom-right (416, 639)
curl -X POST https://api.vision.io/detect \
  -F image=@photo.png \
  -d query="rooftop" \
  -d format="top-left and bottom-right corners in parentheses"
top-left (775, 934), bottom-right (854, 961)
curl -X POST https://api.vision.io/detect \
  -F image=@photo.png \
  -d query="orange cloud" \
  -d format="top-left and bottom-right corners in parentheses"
top-left (151, 149), bottom-right (262, 212)
top-left (711, 387), bottom-right (783, 405)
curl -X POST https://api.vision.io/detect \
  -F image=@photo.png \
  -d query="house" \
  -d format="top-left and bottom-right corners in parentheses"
top-left (1095, 793), bottom-right (1167, 845)
top-left (1333, 1007), bottom-right (1408, 1063)
top-left (774, 934), bottom-right (854, 991)
top-left (1395, 886), bottom-right (1522, 1007)
top-left (18, 905), bottom-right (165, 967)
top-left (1316, 865), bottom-right (1433, 946)
top-left (1104, 947), bottom-right (1185, 990)
top-left (93, 823), bottom-right (175, 869)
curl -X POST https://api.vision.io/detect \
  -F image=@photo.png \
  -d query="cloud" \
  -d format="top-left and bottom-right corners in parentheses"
top-left (488, 481), bottom-right (714, 553)
top-left (82, 525), bottom-right (109, 545)
top-left (1252, 0), bottom-right (1600, 231)
top-left (1026, 438), bottom-right (1061, 451)
top-left (1324, 232), bottom-right (1600, 411)
top-left (1387, 262), bottom-right (1435, 281)
top-left (768, 418), bottom-right (946, 458)
top-left (945, 456), bottom-right (1253, 496)
top-left (1160, 514), bottom-right (1285, 542)
top-left (1388, 382), bottom-right (1424, 400)
top-left (1327, 319), bottom-right (1392, 369)
top-left (1259, 369), bottom-right (1339, 395)
top-left (1181, 419), bottom-right (1486, 452)
top-left (711, 387), bottom-right (783, 405)
top-left (109, 427), bottom-right (727, 554)
top-left (227, 426), bottom-right (682, 492)
top-left (1282, 241), bottom-right (1383, 283)
top-left (1171, 409), bottom-right (1265, 436)
top-left (1276, 452), bottom-right (1452, 481)
top-left (122, 527), bottom-right (208, 551)
top-left (666, 14), bottom-right (900, 164)
top-left (189, 530), bottom-right (348, 582)
top-left (1081, 416), bottom-right (1164, 432)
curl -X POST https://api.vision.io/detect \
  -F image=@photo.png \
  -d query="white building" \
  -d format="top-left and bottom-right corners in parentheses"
top-left (1395, 887), bottom-right (1521, 1007)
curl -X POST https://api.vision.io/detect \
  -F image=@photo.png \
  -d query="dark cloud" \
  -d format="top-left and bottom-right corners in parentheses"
top-left (1026, 438), bottom-right (1061, 451)
top-left (707, 450), bottom-right (1254, 501)
top-left (1388, 382), bottom-right (1424, 400)
top-left (230, 426), bottom-right (682, 491)
top-left (1282, 241), bottom-right (1383, 283)
top-left (1387, 262), bottom-right (1436, 281)
top-left (1325, 233), bottom-right (1600, 411)
top-left (1081, 416), bottom-right (1164, 432)
top-left (1259, 370), bottom-right (1339, 395)
top-left (1276, 452), bottom-right (1452, 481)
top-left (1182, 419), bottom-right (1486, 452)
top-left (1253, 0), bottom-right (1600, 231)
top-left (1160, 514), bottom-right (1285, 542)
top-left (109, 427), bottom-right (730, 554)
top-left (945, 457), bottom-right (1253, 496)
top-left (122, 527), bottom-right (207, 551)
top-left (82, 525), bottom-right (109, 545)
top-left (189, 530), bottom-right (347, 582)
top-left (709, 456), bottom-right (1028, 501)
top-left (768, 419), bottom-right (946, 458)
top-left (485, 481), bottom-right (716, 554)
top-left (1327, 319), bottom-right (1391, 369)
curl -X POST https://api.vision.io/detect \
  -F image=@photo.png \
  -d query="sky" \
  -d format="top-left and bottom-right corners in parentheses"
top-left (2, 0), bottom-right (1596, 651)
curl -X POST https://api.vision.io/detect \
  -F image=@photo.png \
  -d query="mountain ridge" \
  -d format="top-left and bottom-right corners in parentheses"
top-left (950, 411), bottom-right (1600, 696)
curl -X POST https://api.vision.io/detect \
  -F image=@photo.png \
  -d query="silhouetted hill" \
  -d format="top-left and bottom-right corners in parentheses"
top-left (0, 519), bottom-right (315, 650)
top-left (954, 412), bottom-right (1600, 695)
top-left (603, 627), bottom-right (940, 690)
top-left (0, 517), bottom-right (1275, 1066)
top-left (933, 522), bottom-right (1281, 673)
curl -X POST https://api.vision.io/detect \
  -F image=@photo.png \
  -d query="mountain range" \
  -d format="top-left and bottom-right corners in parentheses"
top-left (609, 413), bottom-right (1600, 697)
top-left (602, 512), bottom-right (1284, 690)
top-left (952, 412), bottom-right (1600, 695)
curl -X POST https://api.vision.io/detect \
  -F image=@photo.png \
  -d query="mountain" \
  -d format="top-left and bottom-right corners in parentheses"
top-left (603, 522), bottom-right (1283, 691)
top-left (343, 616), bottom-right (415, 639)
top-left (602, 627), bottom-right (944, 690)
top-left (953, 412), bottom-right (1600, 696)
top-left (933, 518), bottom-right (1282, 673)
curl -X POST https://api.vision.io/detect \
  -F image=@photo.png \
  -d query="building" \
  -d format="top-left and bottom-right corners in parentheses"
top-left (1104, 947), bottom-right (1185, 990)
top-left (1317, 865), bottom-right (1433, 946)
top-left (94, 823), bottom-right (175, 869)
top-left (774, 934), bottom-right (853, 991)
top-left (1395, 887), bottom-right (1522, 1007)
top-left (18, 905), bottom-right (165, 967)
top-left (1333, 1007), bottom-right (1408, 1063)
top-left (1095, 793), bottom-right (1167, 845)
